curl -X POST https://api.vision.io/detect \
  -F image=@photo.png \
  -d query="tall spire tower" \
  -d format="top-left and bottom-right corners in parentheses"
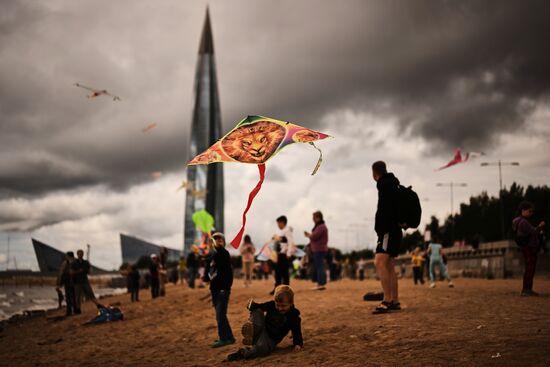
top-left (184, 8), bottom-right (224, 253)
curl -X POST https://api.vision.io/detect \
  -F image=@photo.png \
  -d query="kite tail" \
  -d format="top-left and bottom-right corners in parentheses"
top-left (230, 164), bottom-right (266, 249)
top-left (309, 142), bottom-right (323, 175)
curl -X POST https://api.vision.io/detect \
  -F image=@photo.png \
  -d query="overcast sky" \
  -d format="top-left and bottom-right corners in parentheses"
top-left (1, 0), bottom-right (550, 270)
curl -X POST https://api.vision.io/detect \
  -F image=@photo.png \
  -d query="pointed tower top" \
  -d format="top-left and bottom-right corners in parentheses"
top-left (198, 7), bottom-right (214, 54)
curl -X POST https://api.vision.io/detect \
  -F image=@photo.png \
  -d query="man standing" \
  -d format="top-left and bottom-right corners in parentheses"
top-left (372, 161), bottom-right (402, 313)
top-left (56, 251), bottom-right (75, 316)
top-left (304, 211), bottom-right (328, 291)
top-left (71, 249), bottom-right (100, 313)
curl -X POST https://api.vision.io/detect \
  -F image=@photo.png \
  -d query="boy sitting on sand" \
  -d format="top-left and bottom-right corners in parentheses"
top-left (226, 285), bottom-right (303, 361)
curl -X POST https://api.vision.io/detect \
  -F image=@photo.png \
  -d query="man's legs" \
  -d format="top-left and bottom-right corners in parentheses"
top-left (64, 285), bottom-right (75, 315)
top-left (73, 284), bottom-right (82, 313)
top-left (313, 251), bottom-right (327, 287)
top-left (388, 257), bottom-right (398, 302)
top-left (374, 253), bottom-right (391, 302)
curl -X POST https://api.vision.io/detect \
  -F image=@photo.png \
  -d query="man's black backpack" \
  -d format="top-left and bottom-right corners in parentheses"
top-left (396, 185), bottom-right (422, 229)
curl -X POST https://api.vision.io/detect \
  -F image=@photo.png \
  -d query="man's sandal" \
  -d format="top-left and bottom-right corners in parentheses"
top-left (372, 301), bottom-right (392, 314)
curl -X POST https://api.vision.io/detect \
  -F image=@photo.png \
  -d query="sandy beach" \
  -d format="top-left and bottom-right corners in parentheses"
top-left (1, 277), bottom-right (549, 367)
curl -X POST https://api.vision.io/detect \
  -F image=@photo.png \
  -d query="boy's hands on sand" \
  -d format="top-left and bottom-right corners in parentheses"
top-left (294, 345), bottom-right (302, 352)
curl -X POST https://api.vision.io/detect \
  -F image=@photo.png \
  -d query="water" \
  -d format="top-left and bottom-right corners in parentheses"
top-left (0, 285), bottom-right (126, 321)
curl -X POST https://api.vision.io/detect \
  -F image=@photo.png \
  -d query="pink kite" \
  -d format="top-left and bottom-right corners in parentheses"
top-left (188, 115), bottom-right (331, 248)
top-left (435, 148), bottom-right (485, 171)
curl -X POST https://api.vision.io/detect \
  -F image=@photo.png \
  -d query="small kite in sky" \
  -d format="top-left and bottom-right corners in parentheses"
top-left (142, 123), bottom-right (157, 133)
top-left (176, 180), bottom-right (193, 192)
top-left (74, 83), bottom-right (121, 101)
top-left (435, 148), bottom-right (485, 171)
top-left (151, 171), bottom-right (162, 179)
top-left (188, 115), bottom-right (331, 248)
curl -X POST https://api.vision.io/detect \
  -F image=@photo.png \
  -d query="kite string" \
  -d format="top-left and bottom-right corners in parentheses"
top-left (309, 142), bottom-right (323, 175)
top-left (230, 164), bottom-right (266, 249)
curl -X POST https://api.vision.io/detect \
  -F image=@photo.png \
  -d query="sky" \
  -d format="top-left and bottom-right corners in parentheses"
top-left (1, 0), bottom-right (550, 271)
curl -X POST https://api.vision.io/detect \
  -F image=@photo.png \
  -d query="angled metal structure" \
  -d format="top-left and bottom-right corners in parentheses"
top-left (120, 234), bottom-right (181, 266)
top-left (184, 8), bottom-right (224, 254)
top-left (31, 238), bottom-right (107, 274)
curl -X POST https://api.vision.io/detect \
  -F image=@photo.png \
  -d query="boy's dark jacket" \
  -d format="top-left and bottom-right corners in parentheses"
top-left (249, 300), bottom-right (303, 347)
top-left (203, 245), bottom-right (233, 290)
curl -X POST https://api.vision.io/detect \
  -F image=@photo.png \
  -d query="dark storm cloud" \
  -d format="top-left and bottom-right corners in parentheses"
top-left (1, 0), bottom-right (549, 200)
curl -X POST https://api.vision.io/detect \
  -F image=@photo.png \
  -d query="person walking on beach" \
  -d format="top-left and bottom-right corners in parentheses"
top-left (411, 247), bottom-right (425, 285)
top-left (128, 264), bottom-right (140, 302)
top-left (56, 251), bottom-right (76, 316)
top-left (71, 249), bottom-right (100, 313)
top-left (240, 235), bottom-right (256, 287)
top-left (427, 239), bottom-right (454, 288)
top-left (512, 201), bottom-right (545, 296)
top-left (187, 245), bottom-right (199, 289)
top-left (271, 215), bottom-right (295, 294)
top-left (304, 211), bottom-right (328, 291)
top-left (371, 161), bottom-right (402, 313)
top-left (203, 232), bottom-right (235, 348)
top-left (149, 254), bottom-right (161, 299)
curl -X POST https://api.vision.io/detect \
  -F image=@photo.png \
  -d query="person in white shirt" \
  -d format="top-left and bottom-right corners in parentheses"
top-left (270, 215), bottom-right (295, 295)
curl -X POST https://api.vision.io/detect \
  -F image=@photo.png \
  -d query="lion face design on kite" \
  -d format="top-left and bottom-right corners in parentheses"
top-left (292, 129), bottom-right (319, 143)
top-left (221, 121), bottom-right (286, 163)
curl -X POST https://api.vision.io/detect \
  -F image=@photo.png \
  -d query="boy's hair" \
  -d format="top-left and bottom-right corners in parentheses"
top-left (274, 285), bottom-right (294, 304)
top-left (372, 161), bottom-right (387, 176)
top-left (276, 215), bottom-right (287, 225)
top-left (518, 200), bottom-right (534, 213)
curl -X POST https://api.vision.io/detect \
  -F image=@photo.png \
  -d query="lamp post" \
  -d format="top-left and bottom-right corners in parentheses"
top-left (480, 160), bottom-right (520, 240)
top-left (436, 182), bottom-right (467, 244)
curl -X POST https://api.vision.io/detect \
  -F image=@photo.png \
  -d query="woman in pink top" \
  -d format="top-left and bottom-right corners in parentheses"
top-left (240, 235), bottom-right (256, 287)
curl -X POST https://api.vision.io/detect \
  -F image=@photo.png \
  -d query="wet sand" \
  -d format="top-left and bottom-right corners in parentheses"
top-left (0, 277), bottom-right (549, 367)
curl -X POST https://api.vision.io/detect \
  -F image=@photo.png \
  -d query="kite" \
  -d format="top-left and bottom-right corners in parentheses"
top-left (256, 241), bottom-right (278, 262)
top-left (435, 148), bottom-right (485, 171)
top-left (176, 180), bottom-right (193, 192)
top-left (142, 123), bottom-right (158, 133)
top-left (188, 115), bottom-right (331, 248)
top-left (192, 210), bottom-right (215, 234)
top-left (151, 171), bottom-right (162, 179)
top-left (74, 83), bottom-right (121, 101)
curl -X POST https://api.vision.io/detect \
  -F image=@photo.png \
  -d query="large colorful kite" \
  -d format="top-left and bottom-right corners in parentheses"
top-left (188, 115), bottom-right (331, 248)
top-left (435, 148), bottom-right (484, 171)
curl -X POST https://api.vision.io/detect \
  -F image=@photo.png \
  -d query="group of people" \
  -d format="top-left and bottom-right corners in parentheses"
top-left (56, 249), bottom-right (101, 316)
top-left (410, 241), bottom-right (454, 288)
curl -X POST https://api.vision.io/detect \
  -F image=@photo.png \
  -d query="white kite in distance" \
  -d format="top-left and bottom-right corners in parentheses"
top-left (74, 83), bottom-right (121, 101)
top-left (435, 148), bottom-right (485, 171)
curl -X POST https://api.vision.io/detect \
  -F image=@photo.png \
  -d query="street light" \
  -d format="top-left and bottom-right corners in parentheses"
top-left (436, 182), bottom-right (468, 243)
top-left (480, 160), bottom-right (520, 240)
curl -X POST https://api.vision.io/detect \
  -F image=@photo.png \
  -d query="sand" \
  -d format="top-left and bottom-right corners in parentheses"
top-left (0, 277), bottom-right (549, 367)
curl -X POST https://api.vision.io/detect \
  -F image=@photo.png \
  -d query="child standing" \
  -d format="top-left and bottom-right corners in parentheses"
top-left (411, 247), bottom-right (425, 285)
top-left (203, 232), bottom-right (235, 348)
top-left (226, 285), bottom-right (303, 361)
top-left (512, 201), bottom-right (545, 296)
top-left (128, 264), bottom-right (140, 302)
top-left (427, 240), bottom-right (454, 288)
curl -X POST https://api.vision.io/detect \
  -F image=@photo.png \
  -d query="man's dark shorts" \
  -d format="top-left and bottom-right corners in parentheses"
top-left (375, 230), bottom-right (402, 258)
